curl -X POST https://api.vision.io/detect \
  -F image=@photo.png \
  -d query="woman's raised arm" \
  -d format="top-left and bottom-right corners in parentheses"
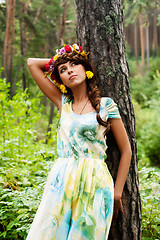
top-left (27, 58), bottom-right (62, 110)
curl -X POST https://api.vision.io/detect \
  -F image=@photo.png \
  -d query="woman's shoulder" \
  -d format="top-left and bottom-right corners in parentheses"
top-left (100, 97), bottom-right (121, 119)
top-left (101, 97), bottom-right (116, 108)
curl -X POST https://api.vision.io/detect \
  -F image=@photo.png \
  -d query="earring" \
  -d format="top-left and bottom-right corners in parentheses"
top-left (86, 71), bottom-right (94, 79)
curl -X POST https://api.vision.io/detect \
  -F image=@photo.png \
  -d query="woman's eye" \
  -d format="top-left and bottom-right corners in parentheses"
top-left (71, 62), bottom-right (76, 66)
top-left (60, 68), bottom-right (66, 73)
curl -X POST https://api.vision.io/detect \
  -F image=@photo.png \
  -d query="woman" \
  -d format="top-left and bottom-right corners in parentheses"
top-left (26, 44), bottom-right (132, 240)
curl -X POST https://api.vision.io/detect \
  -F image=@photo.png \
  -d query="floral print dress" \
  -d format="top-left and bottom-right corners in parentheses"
top-left (26, 95), bottom-right (120, 240)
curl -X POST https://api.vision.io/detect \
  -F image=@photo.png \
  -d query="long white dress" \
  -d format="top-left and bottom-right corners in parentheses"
top-left (26, 95), bottom-right (120, 240)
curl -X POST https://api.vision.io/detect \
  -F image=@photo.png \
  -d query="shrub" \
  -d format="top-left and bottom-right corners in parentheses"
top-left (139, 165), bottom-right (160, 239)
top-left (129, 58), bottom-right (160, 107)
top-left (0, 75), bottom-right (57, 239)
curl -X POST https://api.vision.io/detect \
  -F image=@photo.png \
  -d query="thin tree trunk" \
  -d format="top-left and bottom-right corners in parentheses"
top-left (153, 8), bottom-right (158, 56)
top-left (19, 0), bottom-right (27, 91)
top-left (145, 18), bottom-right (150, 72)
top-left (134, 22), bottom-right (138, 65)
top-left (3, 0), bottom-right (15, 97)
top-left (75, 0), bottom-right (142, 239)
top-left (9, 0), bottom-right (15, 97)
top-left (26, 6), bottom-right (42, 47)
top-left (58, 0), bottom-right (68, 46)
top-left (3, 0), bottom-right (12, 70)
top-left (139, 14), bottom-right (145, 75)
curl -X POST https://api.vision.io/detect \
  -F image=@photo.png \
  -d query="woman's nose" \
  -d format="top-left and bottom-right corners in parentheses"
top-left (67, 67), bottom-right (73, 74)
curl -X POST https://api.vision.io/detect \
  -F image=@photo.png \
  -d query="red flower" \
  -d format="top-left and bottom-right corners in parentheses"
top-left (51, 73), bottom-right (56, 80)
top-left (44, 63), bottom-right (50, 71)
top-left (64, 45), bottom-right (72, 52)
top-left (79, 45), bottom-right (83, 52)
top-left (49, 58), bottom-right (54, 65)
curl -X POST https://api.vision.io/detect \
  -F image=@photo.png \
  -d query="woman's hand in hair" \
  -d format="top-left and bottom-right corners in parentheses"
top-left (27, 58), bottom-right (62, 110)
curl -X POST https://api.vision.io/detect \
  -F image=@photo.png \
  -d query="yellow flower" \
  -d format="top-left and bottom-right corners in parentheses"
top-left (86, 71), bottom-right (94, 79)
top-left (53, 55), bottom-right (59, 61)
top-left (81, 50), bottom-right (90, 59)
top-left (44, 71), bottom-right (49, 78)
top-left (60, 84), bottom-right (67, 93)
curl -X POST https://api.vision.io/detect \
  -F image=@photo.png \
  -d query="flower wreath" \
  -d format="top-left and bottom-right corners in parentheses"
top-left (44, 44), bottom-right (93, 93)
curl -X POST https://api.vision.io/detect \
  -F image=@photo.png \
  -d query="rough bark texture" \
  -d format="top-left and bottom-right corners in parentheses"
top-left (75, 0), bottom-right (142, 239)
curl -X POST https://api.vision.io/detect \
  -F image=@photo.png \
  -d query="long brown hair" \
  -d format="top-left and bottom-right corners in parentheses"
top-left (53, 51), bottom-right (110, 135)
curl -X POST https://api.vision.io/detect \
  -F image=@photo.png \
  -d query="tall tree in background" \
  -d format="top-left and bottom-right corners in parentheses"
top-left (19, 0), bottom-right (28, 91)
top-left (58, 0), bottom-right (68, 46)
top-left (124, 0), bottom-right (160, 71)
top-left (3, 0), bottom-right (15, 97)
top-left (75, 0), bottom-right (142, 239)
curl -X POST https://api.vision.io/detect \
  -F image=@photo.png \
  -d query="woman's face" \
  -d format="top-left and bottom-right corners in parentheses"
top-left (58, 61), bottom-right (86, 90)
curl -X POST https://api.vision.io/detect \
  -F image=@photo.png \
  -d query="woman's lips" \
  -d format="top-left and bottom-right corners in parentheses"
top-left (69, 75), bottom-right (77, 80)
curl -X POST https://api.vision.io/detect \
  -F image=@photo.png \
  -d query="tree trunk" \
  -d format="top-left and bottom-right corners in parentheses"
top-left (3, 0), bottom-right (15, 97)
top-left (58, 0), bottom-right (69, 46)
top-left (153, 8), bottom-right (158, 56)
top-left (134, 22), bottom-right (138, 64)
top-left (9, 0), bottom-right (16, 97)
top-left (19, 0), bottom-right (27, 91)
top-left (3, 0), bottom-right (12, 71)
top-left (139, 14), bottom-right (145, 76)
top-left (75, 0), bottom-right (142, 239)
top-left (145, 18), bottom-right (150, 72)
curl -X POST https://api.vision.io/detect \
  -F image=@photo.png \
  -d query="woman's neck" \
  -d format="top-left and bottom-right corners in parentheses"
top-left (72, 83), bottom-right (89, 104)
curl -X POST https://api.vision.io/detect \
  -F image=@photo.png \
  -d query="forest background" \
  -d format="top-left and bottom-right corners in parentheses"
top-left (0, 0), bottom-right (160, 239)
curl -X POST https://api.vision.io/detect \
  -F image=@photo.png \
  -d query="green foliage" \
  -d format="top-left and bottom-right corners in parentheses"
top-left (139, 164), bottom-right (160, 239)
top-left (132, 68), bottom-right (160, 166)
top-left (129, 58), bottom-right (160, 107)
top-left (123, 0), bottom-right (160, 24)
top-left (0, 0), bottom-right (77, 96)
top-left (0, 74), bottom-right (57, 239)
top-left (129, 58), bottom-right (160, 238)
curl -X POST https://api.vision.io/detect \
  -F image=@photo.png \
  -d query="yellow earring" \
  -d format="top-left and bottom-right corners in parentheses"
top-left (86, 71), bottom-right (94, 79)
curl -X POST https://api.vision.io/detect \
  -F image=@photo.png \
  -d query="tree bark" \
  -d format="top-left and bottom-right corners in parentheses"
top-left (75, 0), bottom-right (142, 239)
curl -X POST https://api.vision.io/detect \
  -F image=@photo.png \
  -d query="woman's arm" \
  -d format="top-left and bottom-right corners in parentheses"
top-left (109, 118), bottom-right (132, 218)
top-left (27, 58), bottom-right (62, 110)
